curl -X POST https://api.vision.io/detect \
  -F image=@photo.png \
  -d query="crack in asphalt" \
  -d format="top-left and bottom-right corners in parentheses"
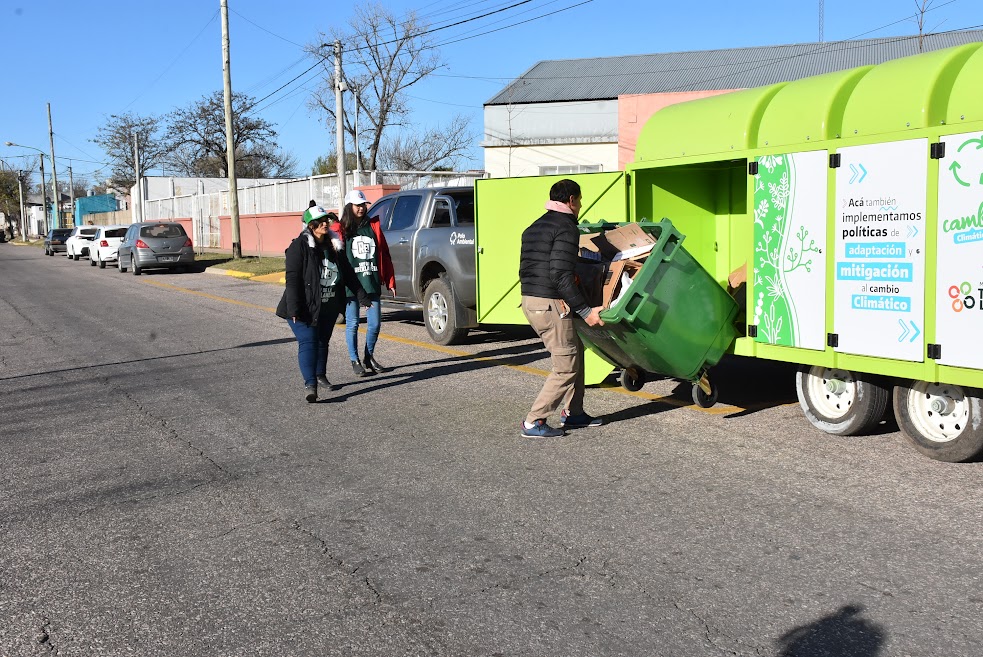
top-left (37, 617), bottom-right (53, 652)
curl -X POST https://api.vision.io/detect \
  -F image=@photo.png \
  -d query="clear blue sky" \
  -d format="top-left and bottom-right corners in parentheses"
top-left (1, 0), bottom-right (980, 189)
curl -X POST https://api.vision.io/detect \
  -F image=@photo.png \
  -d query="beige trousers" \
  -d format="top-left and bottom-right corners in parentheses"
top-left (521, 296), bottom-right (585, 424)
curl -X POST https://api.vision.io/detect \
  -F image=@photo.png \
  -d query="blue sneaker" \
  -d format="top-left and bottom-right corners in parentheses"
top-left (520, 419), bottom-right (565, 438)
top-left (559, 410), bottom-right (604, 428)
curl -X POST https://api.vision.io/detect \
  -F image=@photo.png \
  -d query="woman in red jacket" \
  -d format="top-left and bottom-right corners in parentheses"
top-left (333, 189), bottom-right (395, 377)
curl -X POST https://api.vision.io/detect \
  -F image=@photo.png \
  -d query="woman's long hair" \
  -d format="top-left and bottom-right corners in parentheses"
top-left (340, 203), bottom-right (365, 238)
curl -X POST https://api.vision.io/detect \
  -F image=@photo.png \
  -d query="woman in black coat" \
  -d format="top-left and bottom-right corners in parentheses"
top-left (276, 207), bottom-right (369, 402)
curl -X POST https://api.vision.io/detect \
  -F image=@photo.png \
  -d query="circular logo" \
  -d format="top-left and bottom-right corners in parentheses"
top-left (351, 235), bottom-right (375, 260)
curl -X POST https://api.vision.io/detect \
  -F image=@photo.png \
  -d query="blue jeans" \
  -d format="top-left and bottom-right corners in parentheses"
top-left (287, 303), bottom-right (340, 387)
top-left (346, 294), bottom-right (381, 361)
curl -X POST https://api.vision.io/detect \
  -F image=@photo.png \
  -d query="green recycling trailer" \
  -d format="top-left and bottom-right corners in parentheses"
top-left (475, 43), bottom-right (983, 462)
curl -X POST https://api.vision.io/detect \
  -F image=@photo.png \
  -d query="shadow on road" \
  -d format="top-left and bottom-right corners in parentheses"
top-left (0, 337), bottom-right (296, 382)
top-left (775, 604), bottom-right (885, 657)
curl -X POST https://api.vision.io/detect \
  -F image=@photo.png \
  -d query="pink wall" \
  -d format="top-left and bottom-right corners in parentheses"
top-left (618, 90), bottom-right (740, 168)
top-left (172, 186), bottom-right (406, 257)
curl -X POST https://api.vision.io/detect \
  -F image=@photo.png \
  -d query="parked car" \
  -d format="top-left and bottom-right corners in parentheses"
top-left (117, 221), bottom-right (195, 275)
top-left (65, 225), bottom-right (100, 260)
top-left (87, 225), bottom-right (129, 269)
top-left (43, 228), bottom-right (73, 256)
top-left (372, 187), bottom-right (478, 345)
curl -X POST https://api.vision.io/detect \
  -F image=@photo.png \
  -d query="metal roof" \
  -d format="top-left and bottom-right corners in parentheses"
top-left (485, 30), bottom-right (983, 105)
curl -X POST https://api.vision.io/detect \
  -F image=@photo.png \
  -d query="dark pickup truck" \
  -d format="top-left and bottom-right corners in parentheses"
top-left (371, 187), bottom-right (477, 345)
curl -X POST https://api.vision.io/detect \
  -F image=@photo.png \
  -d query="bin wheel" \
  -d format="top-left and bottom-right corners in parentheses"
top-left (692, 383), bottom-right (718, 408)
top-left (620, 368), bottom-right (645, 392)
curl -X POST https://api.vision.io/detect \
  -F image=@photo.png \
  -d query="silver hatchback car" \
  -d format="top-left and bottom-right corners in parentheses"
top-left (117, 222), bottom-right (195, 275)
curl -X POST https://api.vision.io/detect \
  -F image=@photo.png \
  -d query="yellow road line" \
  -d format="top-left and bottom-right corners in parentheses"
top-left (143, 280), bottom-right (277, 313)
top-left (145, 279), bottom-right (768, 415)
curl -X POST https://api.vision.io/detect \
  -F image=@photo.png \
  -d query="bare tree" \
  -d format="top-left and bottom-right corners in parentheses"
top-left (307, 3), bottom-right (442, 171)
top-left (912, 0), bottom-right (946, 51)
top-left (70, 175), bottom-right (90, 199)
top-left (91, 112), bottom-right (168, 189)
top-left (378, 115), bottom-right (474, 171)
top-left (164, 91), bottom-right (295, 178)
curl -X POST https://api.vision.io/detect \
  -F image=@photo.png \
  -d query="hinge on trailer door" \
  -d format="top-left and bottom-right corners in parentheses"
top-left (927, 343), bottom-right (942, 359)
top-left (827, 333), bottom-right (839, 348)
top-left (748, 161), bottom-right (759, 175)
top-left (747, 325), bottom-right (758, 338)
top-left (930, 142), bottom-right (946, 159)
top-left (829, 153), bottom-right (841, 168)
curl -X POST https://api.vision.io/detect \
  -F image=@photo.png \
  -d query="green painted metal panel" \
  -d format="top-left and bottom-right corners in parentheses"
top-left (842, 43), bottom-right (981, 137)
top-left (634, 84), bottom-right (784, 162)
top-left (946, 45), bottom-right (983, 125)
top-left (475, 172), bottom-right (629, 386)
top-left (757, 67), bottom-right (872, 147)
top-left (475, 172), bottom-right (629, 326)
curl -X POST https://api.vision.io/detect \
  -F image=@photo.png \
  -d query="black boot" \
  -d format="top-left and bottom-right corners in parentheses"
top-left (364, 350), bottom-right (388, 373)
top-left (304, 385), bottom-right (318, 403)
top-left (316, 375), bottom-right (338, 391)
top-left (352, 360), bottom-right (369, 377)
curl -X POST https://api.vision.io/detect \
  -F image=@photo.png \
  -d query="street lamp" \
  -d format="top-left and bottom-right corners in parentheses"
top-left (5, 142), bottom-right (49, 234)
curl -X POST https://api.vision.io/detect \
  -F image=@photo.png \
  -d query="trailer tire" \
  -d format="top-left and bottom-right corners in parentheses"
top-left (795, 365), bottom-right (889, 436)
top-left (893, 381), bottom-right (983, 462)
top-left (424, 276), bottom-right (467, 345)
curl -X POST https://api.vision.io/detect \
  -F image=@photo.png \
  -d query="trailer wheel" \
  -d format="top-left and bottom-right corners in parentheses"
top-left (620, 367), bottom-right (645, 392)
top-left (795, 365), bottom-right (889, 436)
top-left (893, 381), bottom-right (983, 462)
top-left (424, 276), bottom-right (468, 346)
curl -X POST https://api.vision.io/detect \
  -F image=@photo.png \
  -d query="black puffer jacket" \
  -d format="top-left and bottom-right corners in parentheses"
top-left (518, 209), bottom-right (590, 314)
top-left (275, 228), bottom-right (366, 324)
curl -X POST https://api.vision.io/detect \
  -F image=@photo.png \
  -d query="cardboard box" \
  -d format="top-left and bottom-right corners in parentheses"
top-left (590, 223), bottom-right (657, 261)
top-left (602, 259), bottom-right (644, 308)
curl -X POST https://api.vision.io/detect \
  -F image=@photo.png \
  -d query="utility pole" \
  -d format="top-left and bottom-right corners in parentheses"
top-left (221, 0), bottom-right (242, 259)
top-left (47, 103), bottom-right (60, 228)
top-left (354, 87), bottom-right (362, 187)
top-left (38, 155), bottom-right (48, 234)
top-left (133, 132), bottom-right (143, 223)
top-left (334, 40), bottom-right (347, 206)
top-left (17, 171), bottom-right (26, 239)
top-left (68, 164), bottom-right (75, 226)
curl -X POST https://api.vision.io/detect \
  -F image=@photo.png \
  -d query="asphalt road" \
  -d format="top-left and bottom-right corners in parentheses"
top-left (1, 243), bottom-right (981, 657)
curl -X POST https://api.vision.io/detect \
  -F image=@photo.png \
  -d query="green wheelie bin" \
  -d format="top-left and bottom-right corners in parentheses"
top-left (575, 219), bottom-right (739, 407)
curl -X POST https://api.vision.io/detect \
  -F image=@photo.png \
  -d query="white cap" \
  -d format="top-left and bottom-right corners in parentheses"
top-left (345, 189), bottom-right (369, 206)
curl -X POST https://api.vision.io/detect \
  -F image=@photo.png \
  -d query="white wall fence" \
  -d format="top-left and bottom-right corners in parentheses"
top-left (143, 170), bottom-right (487, 245)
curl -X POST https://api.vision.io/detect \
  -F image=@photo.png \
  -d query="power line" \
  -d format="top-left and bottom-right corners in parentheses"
top-left (121, 9), bottom-right (220, 112)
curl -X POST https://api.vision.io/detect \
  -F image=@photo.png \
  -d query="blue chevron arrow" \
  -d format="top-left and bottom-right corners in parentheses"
top-left (898, 319), bottom-right (910, 342)
top-left (858, 163), bottom-right (868, 183)
top-left (908, 225), bottom-right (919, 238)
top-left (908, 321), bottom-right (921, 343)
top-left (849, 164), bottom-right (859, 184)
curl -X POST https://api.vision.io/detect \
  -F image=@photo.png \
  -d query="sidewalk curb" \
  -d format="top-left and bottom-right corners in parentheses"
top-left (203, 267), bottom-right (286, 284)
top-left (204, 267), bottom-right (256, 280)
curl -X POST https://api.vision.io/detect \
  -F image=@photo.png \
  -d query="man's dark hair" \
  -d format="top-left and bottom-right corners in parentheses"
top-left (308, 199), bottom-right (317, 208)
top-left (549, 179), bottom-right (581, 202)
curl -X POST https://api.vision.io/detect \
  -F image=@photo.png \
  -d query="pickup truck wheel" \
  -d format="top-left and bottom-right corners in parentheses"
top-left (424, 276), bottom-right (468, 346)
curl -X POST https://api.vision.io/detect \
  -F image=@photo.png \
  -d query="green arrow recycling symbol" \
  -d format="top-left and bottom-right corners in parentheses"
top-left (951, 135), bottom-right (983, 187)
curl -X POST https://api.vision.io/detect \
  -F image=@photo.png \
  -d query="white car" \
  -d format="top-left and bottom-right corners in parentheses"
top-left (65, 225), bottom-right (100, 260)
top-left (87, 225), bottom-right (129, 269)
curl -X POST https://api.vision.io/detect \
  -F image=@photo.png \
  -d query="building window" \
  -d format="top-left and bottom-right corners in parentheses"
top-left (538, 164), bottom-right (603, 176)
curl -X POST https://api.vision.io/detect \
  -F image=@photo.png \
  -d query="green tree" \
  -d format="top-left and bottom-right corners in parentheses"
top-left (311, 152), bottom-right (358, 176)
